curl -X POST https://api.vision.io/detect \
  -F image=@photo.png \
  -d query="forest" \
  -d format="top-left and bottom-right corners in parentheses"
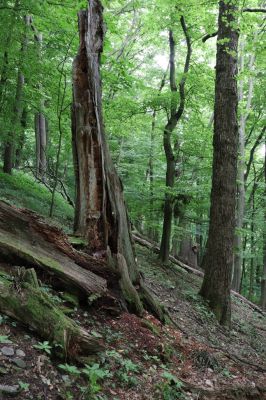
top-left (0, 0), bottom-right (265, 399)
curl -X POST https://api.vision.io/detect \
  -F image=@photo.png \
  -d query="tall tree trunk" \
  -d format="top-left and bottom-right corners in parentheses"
top-left (0, 0), bottom-right (19, 113)
top-left (14, 107), bottom-right (27, 168)
top-left (159, 20), bottom-right (192, 263)
top-left (199, 0), bottom-right (239, 326)
top-left (34, 32), bottom-right (47, 181)
top-left (147, 68), bottom-right (168, 241)
top-left (233, 40), bottom-right (256, 292)
top-left (3, 15), bottom-right (30, 174)
top-left (248, 188), bottom-right (256, 300)
top-left (261, 138), bottom-right (266, 310)
top-left (72, 0), bottom-right (164, 319)
top-left (3, 72), bottom-right (24, 174)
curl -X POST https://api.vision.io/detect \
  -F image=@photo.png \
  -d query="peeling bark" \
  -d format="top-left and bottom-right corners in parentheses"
top-left (0, 201), bottom-right (107, 297)
top-left (71, 0), bottom-right (164, 319)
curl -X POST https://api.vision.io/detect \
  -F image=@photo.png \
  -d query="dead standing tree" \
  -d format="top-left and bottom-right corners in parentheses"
top-left (71, 0), bottom-right (163, 319)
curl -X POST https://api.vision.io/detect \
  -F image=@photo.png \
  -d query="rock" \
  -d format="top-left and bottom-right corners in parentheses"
top-left (1, 346), bottom-right (14, 356)
top-left (16, 349), bottom-right (26, 357)
top-left (12, 358), bottom-right (27, 368)
top-left (0, 366), bottom-right (8, 375)
top-left (0, 384), bottom-right (20, 395)
top-left (205, 379), bottom-right (213, 387)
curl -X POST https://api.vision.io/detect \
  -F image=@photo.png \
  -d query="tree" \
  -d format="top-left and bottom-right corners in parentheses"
top-left (159, 17), bottom-right (192, 264)
top-left (199, 0), bottom-right (239, 326)
top-left (71, 0), bottom-right (163, 318)
top-left (261, 137), bottom-right (266, 310)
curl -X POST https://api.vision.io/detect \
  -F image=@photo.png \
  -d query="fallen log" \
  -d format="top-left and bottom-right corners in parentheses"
top-left (0, 201), bottom-right (165, 321)
top-left (0, 269), bottom-right (103, 361)
top-left (133, 233), bottom-right (266, 316)
top-left (133, 234), bottom-right (204, 277)
top-left (0, 201), bottom-right (107, 297)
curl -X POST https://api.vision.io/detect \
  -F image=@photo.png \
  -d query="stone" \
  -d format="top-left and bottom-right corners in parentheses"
top-left (0, 366), bottom-right (8, 375)
top-left (12, 358), bottom-right (26, 369)
top-left (1, 346), bottom-right (14, 356)
top-left (0, 384), bottom-right (20, 395)
top-left (16, 349), bottom-right (26, 357)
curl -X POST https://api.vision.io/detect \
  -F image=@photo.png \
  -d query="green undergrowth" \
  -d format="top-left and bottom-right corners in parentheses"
top-left (0, 169), bottom-right (73, 230)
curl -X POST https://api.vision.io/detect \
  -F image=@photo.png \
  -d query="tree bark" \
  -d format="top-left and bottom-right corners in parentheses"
top-left (33, 31), bottom-right (47, 181)
top-left (261, 137), bottom-right (266, 310)
top-left (71, 0), bottom-right (163, 318)
top-left (3, 15), bottom-right (30, 174)
top-left (232, 40), bottom-right (256, 292)
top-left (199, 0), bottom-right (239, 326)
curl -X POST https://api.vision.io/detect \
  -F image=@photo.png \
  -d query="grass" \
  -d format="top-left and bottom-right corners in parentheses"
top-left (0, 170), bottom-right (74, 231)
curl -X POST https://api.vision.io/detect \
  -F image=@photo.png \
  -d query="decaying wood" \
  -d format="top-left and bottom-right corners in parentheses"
top-left (0, 201), bottom-right (107, 297)
top-left (71, 0), bottom-right (165, 319)
top-left (133, 233), bottom-right (266, 316)
top-left (0, 269), bottom-right (103, 361)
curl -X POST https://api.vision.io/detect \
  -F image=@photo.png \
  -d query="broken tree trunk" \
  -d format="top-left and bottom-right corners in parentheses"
top-left (0, 200), bottom-right (107, 297)
top-left (71, 0), bottom-right (164, 319)
top-left (0, 268), bottom-right (103, 361)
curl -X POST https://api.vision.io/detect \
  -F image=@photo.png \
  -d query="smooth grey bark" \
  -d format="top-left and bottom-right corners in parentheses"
top-left (34, 32), bottom-right (47, 181)
top-left (233, 40), bottom-right (256, 292)
top-left (199, 0), bottom-right (239, 326)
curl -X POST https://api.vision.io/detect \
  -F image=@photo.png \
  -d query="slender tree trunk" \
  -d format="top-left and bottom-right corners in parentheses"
top-left (248, 190), bottom-right (256, 300)
top-left (147, 68), bottom-right (168, 241)
top-left (3, 15), bottom-right (30, 174)
top-left (261, 138), bottom-right (266, 310)
top-left (34, 32), bottom-right (47, 181)
top-left (15, 107), bottom-right (27, 168)
top-left (199, 1), bottom-right (239, 326)
top-left (159, 20), bottom-right (192, 263)
top-left (3, 71), bottom-right (24, 173)
top-left (233, 40), bottom-right (256, 292)
top-left (0, 0), bottom-right (19, 112)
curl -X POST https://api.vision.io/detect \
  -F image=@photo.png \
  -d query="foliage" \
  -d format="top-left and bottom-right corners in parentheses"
top-left (0, 0), bottom-right (265, 304)
top-left (33, 341), bottom-right (53, 355)
top-left (0, 334), bottom-right (12, 344)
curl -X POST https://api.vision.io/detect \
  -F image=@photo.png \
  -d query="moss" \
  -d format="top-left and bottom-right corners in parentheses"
top-left (68, 236), bottom-right (88, 247)
top-left (61, 292), bottom-right (79, 307)
top-left (141, 319), bottom-right (160, 336)
top-left (119, 278), bottom-right (144, 316)
top-left (0, 235), bottom-right (63, 273)
top-left (0, 170), bottom-right (73, 230)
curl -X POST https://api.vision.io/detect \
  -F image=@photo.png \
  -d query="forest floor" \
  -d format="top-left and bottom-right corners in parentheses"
top-left (0, 172), bottom-right (265, 399)
top-left (0, 244), bottom-right (265, 399)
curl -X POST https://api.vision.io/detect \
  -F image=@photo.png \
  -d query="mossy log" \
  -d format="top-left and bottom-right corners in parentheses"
top-left (0, 201), bottom-right (107, 296)
top-left (0, 201), bottom-right (165, 321)
top-left (0, 270), bottom-right (103, 361)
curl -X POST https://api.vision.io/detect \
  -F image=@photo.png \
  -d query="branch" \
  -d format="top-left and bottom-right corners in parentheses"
top-left (202, 30), bottom-right (218, 42)
top-left (175, 16), bottom-right (192, 121)
top-left (243, 8), bottom-right (266, 13)
top-left (245, 126), bottom-right (266, 182)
